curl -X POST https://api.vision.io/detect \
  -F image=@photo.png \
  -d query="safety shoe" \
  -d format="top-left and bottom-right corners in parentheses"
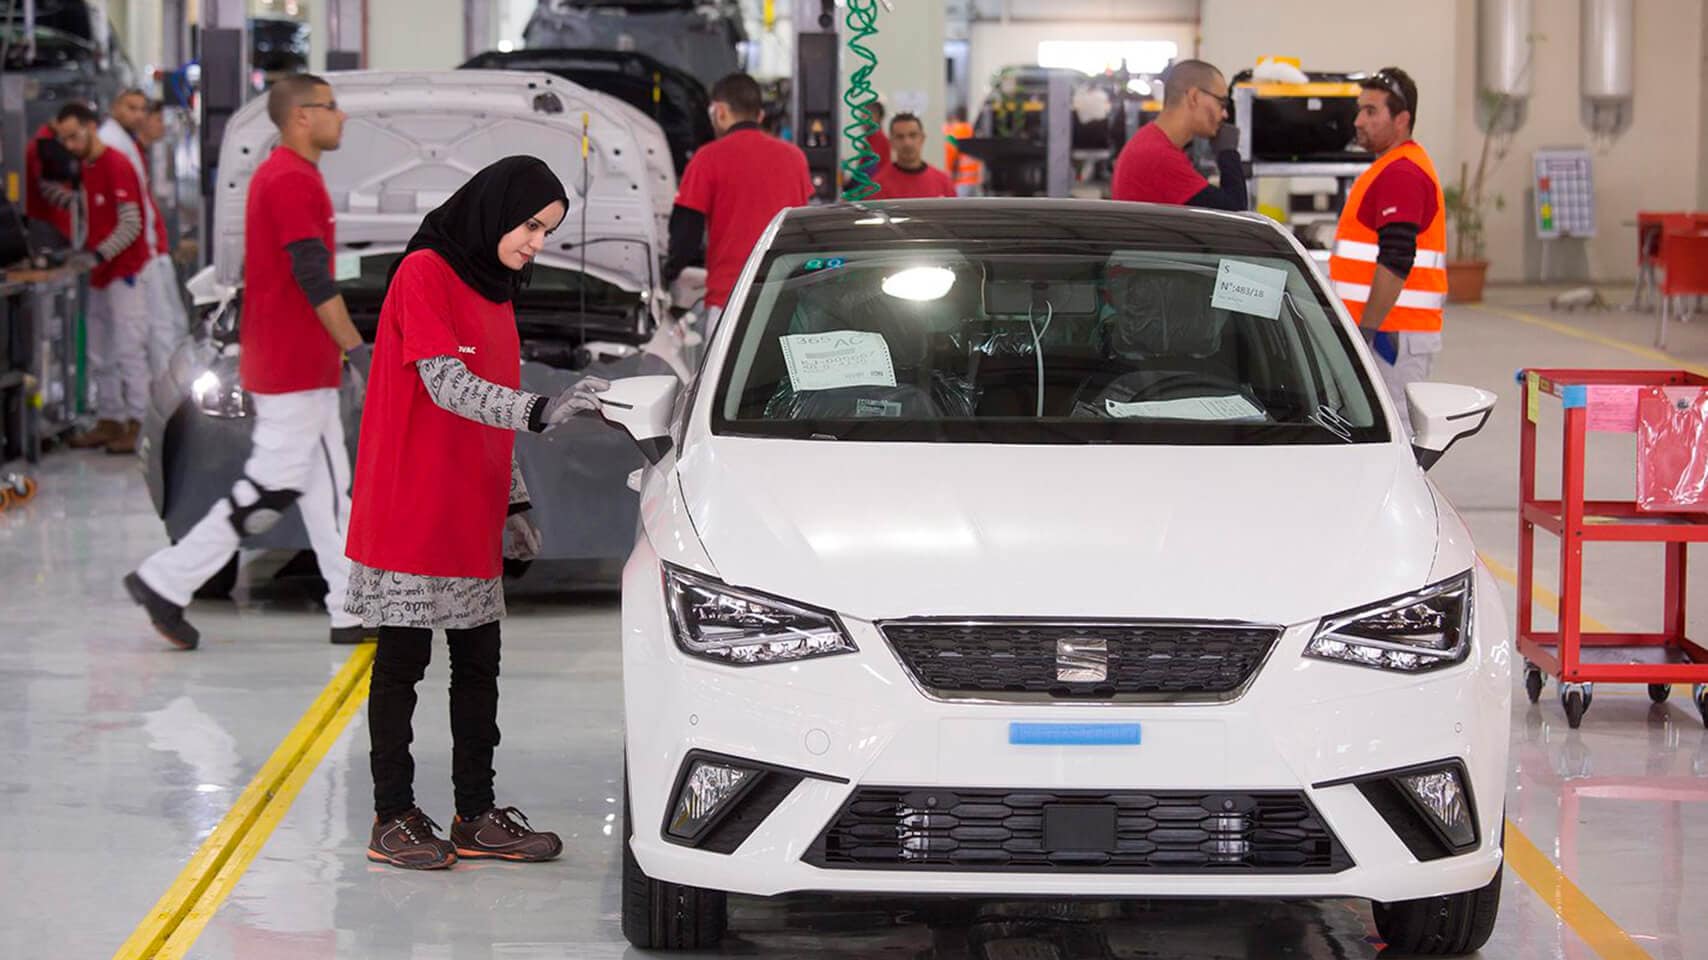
top-left (451, 806), bottom-right (563, 862)
top-left (123, 572), bottom-right (200, 650)
top-left (105, 420), bottom-right (140, 455)
top-left (368, 808), bottom-right (457, 870)
top-left (330, 625), bottom-right (376, 645)
top-left (68, 419), bottom-right (122, 449)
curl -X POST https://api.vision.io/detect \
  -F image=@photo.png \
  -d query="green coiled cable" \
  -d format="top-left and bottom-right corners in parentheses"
top-left (840, 0), bottom-right (881, 201)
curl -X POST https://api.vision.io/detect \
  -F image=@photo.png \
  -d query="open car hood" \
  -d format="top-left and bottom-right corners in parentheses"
top-left (209, 69), bottom-right (673, 296)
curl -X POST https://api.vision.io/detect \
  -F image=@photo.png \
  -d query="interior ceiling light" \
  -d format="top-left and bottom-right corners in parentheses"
top-left (882, 266), bottom-right (955, 301)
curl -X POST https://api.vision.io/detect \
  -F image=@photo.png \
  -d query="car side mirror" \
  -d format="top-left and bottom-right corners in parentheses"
top-left (598, 375), bottom-right (680, 464)
top-left (1407, 383), bottom-right (1497, 470)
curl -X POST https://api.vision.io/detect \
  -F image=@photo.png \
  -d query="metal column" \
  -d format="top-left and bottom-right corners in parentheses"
top-left (199, 0), bottom-right (250, 268)
top-left (793, 0), bottom-right (839, 202)
top-left (326, 0), bottom-right (367, 70)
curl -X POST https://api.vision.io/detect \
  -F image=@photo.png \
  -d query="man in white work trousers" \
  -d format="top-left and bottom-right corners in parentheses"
top-left (97, 92), bottom-right (189, 412)
top-left (126, 74), bottom-right (370, 649)
top-left (1327, 67), bottom-right (1448, 431)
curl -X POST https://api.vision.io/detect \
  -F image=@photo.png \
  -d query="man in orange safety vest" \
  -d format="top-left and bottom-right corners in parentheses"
top-left (1327, 66), bottom-right (1448, 430)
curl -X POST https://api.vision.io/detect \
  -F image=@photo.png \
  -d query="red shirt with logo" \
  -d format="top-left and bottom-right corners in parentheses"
top-left (1354, 155), bottom-right (1441, 232)
top-left (1111, 122), bottom-right (1207, 205)
top-left (346, 250), bottom-right (520, 579)
top-left (873, 162), bottom-right (956, 199)
top-left (240, 147), bottom-right (340, 395)
top-left (82, 148), bottom-right (151, 289)
top-left (674, 125), bottom-right (814, 308)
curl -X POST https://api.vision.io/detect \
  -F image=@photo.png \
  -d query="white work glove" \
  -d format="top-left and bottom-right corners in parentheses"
top-left (540, 376), bottom-right (613, 427)
top-left (342, 353), bottom-right (367, 397)
top-left (503, 512), bottom-right (543, 561)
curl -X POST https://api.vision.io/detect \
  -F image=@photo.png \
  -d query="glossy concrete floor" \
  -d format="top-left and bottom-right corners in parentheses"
top-left (5, 290), bottom-right (1708, 958)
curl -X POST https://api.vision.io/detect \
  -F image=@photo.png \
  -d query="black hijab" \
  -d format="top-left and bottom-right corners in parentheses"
top-left (393, 155), bottom-right (569, 304)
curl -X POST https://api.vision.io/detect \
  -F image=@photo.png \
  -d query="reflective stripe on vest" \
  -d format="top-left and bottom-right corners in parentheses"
top-left (1327, 140), bottom-right (1449, 333)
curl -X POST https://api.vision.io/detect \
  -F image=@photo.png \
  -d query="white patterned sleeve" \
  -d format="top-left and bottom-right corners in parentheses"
top-left (416, 355), bottom-right (545, 432)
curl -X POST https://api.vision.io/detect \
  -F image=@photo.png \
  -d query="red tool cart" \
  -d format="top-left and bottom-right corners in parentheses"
top-left (1518, 368), bottom-right (1708, 728)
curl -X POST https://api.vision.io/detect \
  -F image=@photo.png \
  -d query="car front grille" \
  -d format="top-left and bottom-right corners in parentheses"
top-left (804, 788), bottom-right (1352, 873)
top-left (878, 621), bottom-right (1280, 701)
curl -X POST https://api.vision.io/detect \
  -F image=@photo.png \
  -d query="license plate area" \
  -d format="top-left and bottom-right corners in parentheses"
top-left (1041, 803), bottom-right (1117, 852)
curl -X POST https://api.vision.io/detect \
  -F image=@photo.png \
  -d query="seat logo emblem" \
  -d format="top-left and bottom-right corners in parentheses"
top-left (1056, 637), bottom-right (1108, 683)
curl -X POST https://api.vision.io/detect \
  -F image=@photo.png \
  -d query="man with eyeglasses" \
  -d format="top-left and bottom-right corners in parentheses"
top-left (1111, 59), bottom-right (1246, 211)
top-left (126, 73), bottom-right (371, 649)
top-left (1328, 67), bottom-right (1448, 428)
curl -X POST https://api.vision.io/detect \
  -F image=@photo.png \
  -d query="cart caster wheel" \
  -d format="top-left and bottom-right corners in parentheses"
top-left (1524, 666), bottom-right (1545, 704)
top-left (1650, 684), bottom-right (1672, 703)
top-left (1561, 686), bottom-right (1589, 729)
top-left (0, 474), bottom-right (36, 511)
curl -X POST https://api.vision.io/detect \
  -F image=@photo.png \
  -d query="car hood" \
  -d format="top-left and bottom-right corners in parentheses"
top-left (675, 438), bottom-right (1439, 625)
top-left (208, 69), bottom-right (672, 294)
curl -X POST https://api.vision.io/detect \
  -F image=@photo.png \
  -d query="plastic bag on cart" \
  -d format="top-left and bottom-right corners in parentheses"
top-left (1637, 385), bottom-right (1708, 512)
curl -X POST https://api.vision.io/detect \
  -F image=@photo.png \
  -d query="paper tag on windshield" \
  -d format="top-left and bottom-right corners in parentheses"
top-left (1211, 259), bottom-right (1286, 319)
top-left (854, 398), bottom-right (902, 418)
top-left (334, 252), bottom-right (362, 282)
top-left (1106, 394), bottom-right (1266, 422)
top-left (780, 331), bottom-right (897, 391)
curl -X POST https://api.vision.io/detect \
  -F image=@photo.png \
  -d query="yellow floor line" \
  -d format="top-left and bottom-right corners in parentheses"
top-left (1503, 819), bottom-right (1654, 959)
top-left (1476, 304), bottom-right (1708, 377)
top-left (1478, 551), bottom-right (1613, 634)
top-left (113, 645), bottom-right (375, 960)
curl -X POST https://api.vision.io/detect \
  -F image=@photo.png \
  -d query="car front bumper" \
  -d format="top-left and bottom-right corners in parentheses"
top-left (621, 540), bottom-right (1512, 903)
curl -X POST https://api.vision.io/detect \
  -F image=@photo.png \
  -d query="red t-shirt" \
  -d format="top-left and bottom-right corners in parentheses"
top-left (82, 148), bottom-right (151, 289)
top-left (865, 129), bottom-right (891, 171)
top-left (674, 126), bottom-right (814, 308)
top-left (240, 147), bottom-right (340, 395)
top-left (873, 162), bottom-right (956, 199)
top-left (1356, 154), bottom-right (1441, 232)
top-left (346, 250), bottom-right (521, 579)
top-left (25, 123), bottom-right (72, 241)
top-left (1111, 123), bottom-right (1207, 205)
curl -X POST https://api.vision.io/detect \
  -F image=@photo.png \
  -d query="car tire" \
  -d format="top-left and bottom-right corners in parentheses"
top-left (1372, 863), bottom-right (1501, 956)
top-left (621, 774), bottom-right (727, 950)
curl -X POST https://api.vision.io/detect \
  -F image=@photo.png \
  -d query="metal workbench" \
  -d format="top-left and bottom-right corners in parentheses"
top-left (0, 264), bottom-right (88, 465)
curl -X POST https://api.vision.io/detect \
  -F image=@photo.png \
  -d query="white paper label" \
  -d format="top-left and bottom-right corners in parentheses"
top-left (854, 398), bottom-right (903, 418)
top-left (779, 331), bottom-right (897, 391)
top-left (1211, 259), bottom-right (1287, 320)
top-left (334, 252), bottom-right (363, 282)
top-left (1105, 394), bottom-right (1266, 422)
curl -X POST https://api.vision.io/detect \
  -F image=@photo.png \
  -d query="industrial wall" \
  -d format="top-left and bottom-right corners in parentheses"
top-left (367, 0), bottom-right (466, 69)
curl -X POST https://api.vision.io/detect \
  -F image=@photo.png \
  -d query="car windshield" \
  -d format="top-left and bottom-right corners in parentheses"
top-left (713, 244), bottom-right (1388, 445)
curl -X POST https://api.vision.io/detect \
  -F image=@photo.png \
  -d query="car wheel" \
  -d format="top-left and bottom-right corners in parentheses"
top-left (1373, 863), bottom-right (1501, 956)
top-left (193, 552), bottom-right (240, 601)
top-left (621, 772), bottom-right (727, 950)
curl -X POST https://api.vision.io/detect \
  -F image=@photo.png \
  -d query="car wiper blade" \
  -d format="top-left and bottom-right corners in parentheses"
top-left (1308, 405), bottom-right (1355, 442)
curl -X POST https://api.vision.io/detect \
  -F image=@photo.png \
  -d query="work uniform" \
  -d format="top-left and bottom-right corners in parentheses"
top-left (26, 122), bottom-right (76, 243)
top-left (872, 161), bottom-right (956, 200)
top-left (81, 147), bottom-right (153, 428)
top-left (99, 118), bottom-right (188, 377)
top-left (1111, 122), bottom-right (1247, 211)
top-left (864, 127), bottom-right (890, 174)
top-left (670, 121), bottom-right (812, 334)
top-left (1327, 139), bottom-right (1447, 426)
top-left (944, 120), bottom-right (982, 196)
top-left (136, 146), bottom-right (357, 630)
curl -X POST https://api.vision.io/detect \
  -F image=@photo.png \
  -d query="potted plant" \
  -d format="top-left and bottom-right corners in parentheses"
top-left (1446, 42), bottom-right (1535, 302)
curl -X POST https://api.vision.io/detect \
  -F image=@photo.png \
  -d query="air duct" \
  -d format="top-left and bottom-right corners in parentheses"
top-left (1477, 0), bottom-right (1533, 134)
top-left (1580, 0), bottom-right (1634, 138)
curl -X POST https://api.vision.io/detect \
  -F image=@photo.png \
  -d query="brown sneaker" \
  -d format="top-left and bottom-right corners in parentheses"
top-left (68, 419), bottom-right (122, 449)
top-left (451, 806), bottom-right (563, 862)
top-left (368, 808), bottom-right (456, 870)
top-left (105, 420), bottom-right (140, 455)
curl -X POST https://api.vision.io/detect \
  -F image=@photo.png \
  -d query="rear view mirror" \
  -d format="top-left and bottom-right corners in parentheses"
top-left (1407, 383), bottom-right (1497, 470)
top-left (598, 375), bottom-right (680, 464)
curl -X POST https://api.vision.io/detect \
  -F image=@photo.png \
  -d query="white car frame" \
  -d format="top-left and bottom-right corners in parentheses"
top-left (603, 199), bottom-right (1509, 954)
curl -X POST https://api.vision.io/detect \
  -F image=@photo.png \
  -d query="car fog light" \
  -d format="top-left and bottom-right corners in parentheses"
top-left (667, 759), bottom-right (757, 841)
top-left (1399, 767), bottom-right (1476, 849)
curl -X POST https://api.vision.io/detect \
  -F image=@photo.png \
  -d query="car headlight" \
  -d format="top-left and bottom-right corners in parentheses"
top-left (1305, 572), bottom-right (1474, 672)
top-left (190, 360), bottom-right (251, 419)
top-left (663, 565), bottom-right (856, 665)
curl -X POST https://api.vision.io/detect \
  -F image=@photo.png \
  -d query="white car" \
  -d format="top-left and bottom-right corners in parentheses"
top-left (602, 199), bottom-right (1509, 954)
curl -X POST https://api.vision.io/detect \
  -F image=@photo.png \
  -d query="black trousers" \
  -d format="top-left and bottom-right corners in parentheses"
top-left (369, 621), bottom-right (502, 822)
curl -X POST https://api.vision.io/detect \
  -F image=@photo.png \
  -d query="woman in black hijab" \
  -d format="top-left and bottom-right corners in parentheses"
top-left (347, 155), bottom-right (608, 869)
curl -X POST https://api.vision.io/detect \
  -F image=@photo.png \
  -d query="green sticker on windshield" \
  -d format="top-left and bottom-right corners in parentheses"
top-left (334, 252), bottom-right (362, 282)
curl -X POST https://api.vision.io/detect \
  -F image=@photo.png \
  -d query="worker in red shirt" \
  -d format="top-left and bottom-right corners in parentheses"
top-left (871, 113), bottom-right (956, 200)
top-left (55, 103), bottom-right (152, 455)
top-left (1327, 67), bottom-right (1447, 428)
top-left (126, 74), bottom-right (368, 650)
top-left (863, 98), bottom-right (890, 176)
top-left (664, 72), bottom-right (813, 337)
top-left (1110, 59), bottom-right (1246, 211)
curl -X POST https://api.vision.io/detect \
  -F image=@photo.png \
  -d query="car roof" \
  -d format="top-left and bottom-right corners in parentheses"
top-left (769, 199), bottom-right (1298, 256)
